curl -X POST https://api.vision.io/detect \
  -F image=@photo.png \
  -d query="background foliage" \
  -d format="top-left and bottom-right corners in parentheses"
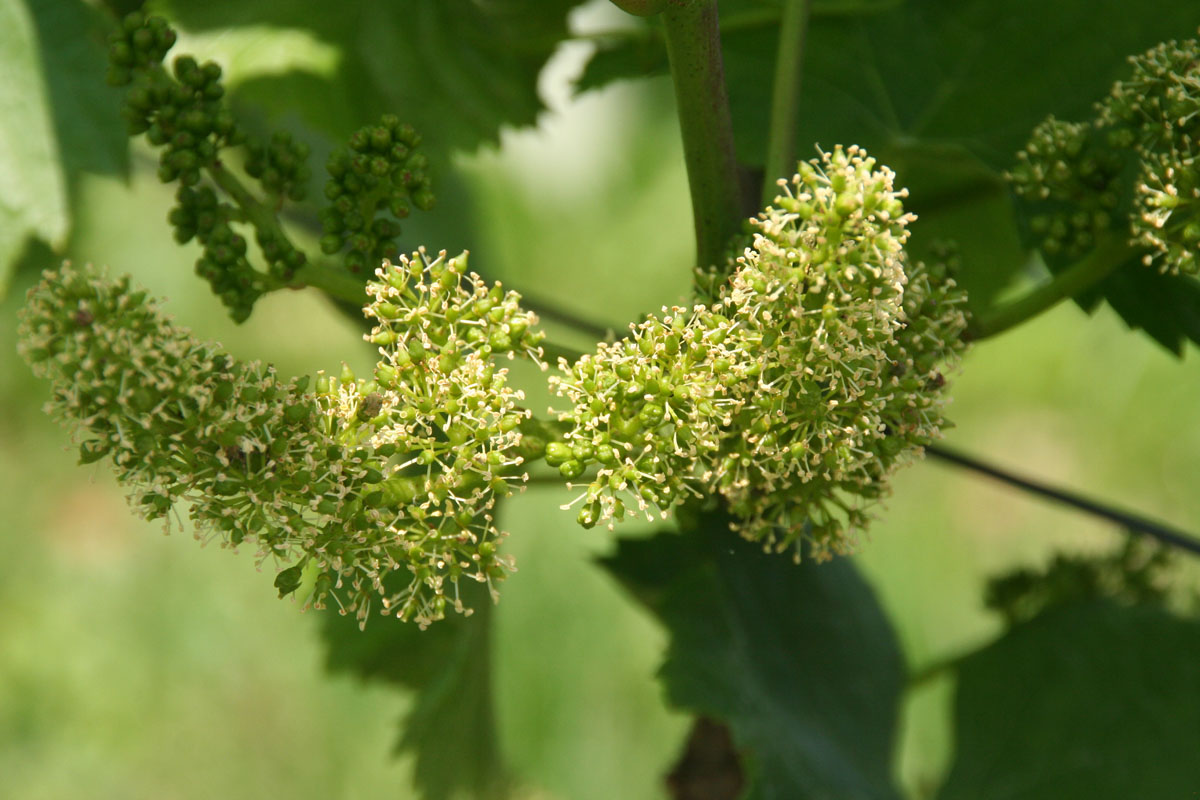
top-left (3, 1), bottom-right (1200, 798)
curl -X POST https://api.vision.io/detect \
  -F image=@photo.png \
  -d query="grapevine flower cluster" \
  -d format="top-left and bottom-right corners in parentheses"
top-left (320, 118), bottom-right (435, 274)
top-left (1009, 34), bottom-right (1200, 275)
top-left (551, 146), bottom-right (968, 558)
top-left (1106, 38), bottom-right (1200, 274)
top-left (36, 21), bottom-right (974, 617)
top-left (107, 12), bottom-right (266, 319)
top-left (315, 248), bottom-right (546, 623)
top-left (108, 15), bottom-right (237, 186)
top-left (167, 184), bottom-right (268, 321)
top-left (1008, 118), bottom-right (1122, 262)
top-left (18, 258), bottom-right (543, 628)
top-left (28, 16), bottom-right (1200, 630)
top-left (106, 12), bottom-right (434, 320)
top-left (17, 145), bottom-right (967, 623)
top-left (244, 131), bottom-right (312, 203)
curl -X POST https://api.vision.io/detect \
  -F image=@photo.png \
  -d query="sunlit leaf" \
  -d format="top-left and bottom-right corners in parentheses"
top-left (0, 0), bottom-right (69, 295)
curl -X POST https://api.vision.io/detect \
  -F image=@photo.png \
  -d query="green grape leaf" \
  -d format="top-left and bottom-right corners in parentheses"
top-left (0, 0), bottom-right (69, 296)
top-left (602, 512), bottom-right (905, 800)
top-left (320, 579), bottom-right (510, 800)
top-left (0, 0), bottom-right (128, 298)
top-left (936, 601), bottom-right (1200, 799)
top-left (160, 0), bottom-right (586, 154)
top-left (578, 0), bottom-right (1200, 325)
top-left (1070, 255), bottom-right (1200, 356)
top-left (581, 0), bottom-right (1200, 168)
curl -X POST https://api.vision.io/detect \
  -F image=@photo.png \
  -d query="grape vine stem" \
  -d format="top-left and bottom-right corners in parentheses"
top-left (661, 0), bottom-right (744, 270)
top-left (763, 0), bottom-right (812, 205)
top-left (965, 235), bottom-right (1133, 340)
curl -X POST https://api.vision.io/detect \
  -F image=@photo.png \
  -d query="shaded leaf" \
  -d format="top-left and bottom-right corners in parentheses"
top-left (321, 579), bottom-right (509, 800)
top-left (577, 27), bottom-right (665, 95)
top-left (937, 601), bottom-right (1200, 799)
top-left (1078, 261), bottom-right (1200, 357)
top-left (602, 512), bottom-right (905, 800)
top-left (582, 0), bottom-right (1200, 168)
top-left (161, 0), bottom-right (586, 154)
top-left (578, 0), bottom-right (1200, 328)
top-left (984, 538), bottom-right (1173, 627)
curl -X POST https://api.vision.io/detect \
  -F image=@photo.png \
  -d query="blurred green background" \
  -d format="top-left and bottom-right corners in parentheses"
top-left (3, 4), bottom-right (1200, 800)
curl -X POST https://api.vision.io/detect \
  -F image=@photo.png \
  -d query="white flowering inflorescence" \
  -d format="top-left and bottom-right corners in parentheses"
top-left (548, 302), bottom-right (742, 527)
top-left (1106, 38), bottom-right (1200, 274)
top-left (717, 148), bottom-right (968, 555)
top-left (552, 146), bottom-right (968, 558)
top-left (18, 256), bottom-right (543, 628)
top-left (21, 152), bottom-right (967, 619)
top-left (1010, 35), bottom-right (1200, 275)
top-left (316, 248), bottom-right (545, 623)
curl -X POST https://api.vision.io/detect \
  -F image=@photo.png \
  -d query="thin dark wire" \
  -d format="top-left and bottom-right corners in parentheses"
top-left (926, 443), bottom-right (1200, 556)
